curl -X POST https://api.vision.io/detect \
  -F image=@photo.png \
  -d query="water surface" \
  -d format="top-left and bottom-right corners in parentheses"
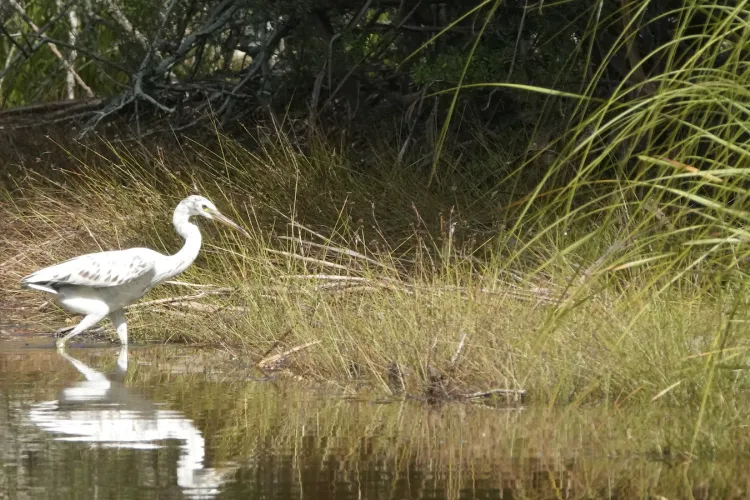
top-left (0, 334), bottom-right (745, 499)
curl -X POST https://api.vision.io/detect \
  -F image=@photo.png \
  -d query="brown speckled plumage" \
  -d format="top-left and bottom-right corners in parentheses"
top-left (19, 196), bottom-right (248, 349)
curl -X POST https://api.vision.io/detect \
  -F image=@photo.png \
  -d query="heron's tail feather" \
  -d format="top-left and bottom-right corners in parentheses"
top-left (22, 282), bottom-right (59, 295)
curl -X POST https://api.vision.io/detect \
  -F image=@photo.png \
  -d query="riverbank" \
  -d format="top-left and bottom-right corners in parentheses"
top-left (1, 132), bottom-right (747, 410)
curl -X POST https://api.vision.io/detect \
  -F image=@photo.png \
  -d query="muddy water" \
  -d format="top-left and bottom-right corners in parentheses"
top-left (0, 334), bottom-right (746, 500)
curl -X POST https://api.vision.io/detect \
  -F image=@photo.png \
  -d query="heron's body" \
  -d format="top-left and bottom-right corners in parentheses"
top-left (21, 196), bottom-right (247, 349)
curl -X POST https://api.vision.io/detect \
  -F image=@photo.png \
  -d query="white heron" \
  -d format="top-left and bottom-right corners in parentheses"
top-left (21, 195), bottom-right (248, 350)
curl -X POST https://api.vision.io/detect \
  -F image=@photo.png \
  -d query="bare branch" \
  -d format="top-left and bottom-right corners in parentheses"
top-left (0, 40), bottom-right (16, 97)
top-left (65, 2), bottom-right (79, 98)
top-left (216, 17), bottom-right (296, 123)
top-left (0, 23), bottom-right (28, 58)
top-left (8, 0), bottom-right (93, 98)
top-left (257, 341), bottom-right (321, 370)
top-left (462, 389), bottom-right (527, 402)
top-left (102, 0), bottom-right (149, 49)
top-left (152, 0), bottom-right (240, 77)
top-left (138, 0), bottom-right (180, 73)
top-left (320, 0), bottom-right (422, 112)
top-left (0, 0), bottom-right (79, 84)
top-left (449, 333), bottom-right (467, 368)
top-left (125, 288), bottom-right (233, 310)
top-left (32, 36), bottom-right (129, 73)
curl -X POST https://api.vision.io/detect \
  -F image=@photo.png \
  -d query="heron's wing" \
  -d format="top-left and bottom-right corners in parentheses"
top-left (21, 248), bottom-right (159, 290)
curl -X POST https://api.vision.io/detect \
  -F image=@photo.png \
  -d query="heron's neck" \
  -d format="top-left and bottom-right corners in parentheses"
top-left (159, 205), bottom-right (202, 282)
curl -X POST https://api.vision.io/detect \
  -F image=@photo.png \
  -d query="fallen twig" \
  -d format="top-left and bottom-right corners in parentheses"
top-left (267, 248), bottom-right (352, 271)
top-left (286, 274), bottom-right (559, 302)
top-left (651, 380), bottom-right (681, 401)
top-left (126, 288), bottom-right (232, 310)
top-left (462, 388), bottom-right (527, 402)
top-left (286, 219), bottom-right (333, 244)
top-left (323, 284), bottom-right (381, 294)
top-left (450, 333), bottom-right (467, 368)
top-left (257, 340), bottom-right (320, 370)
top-left (163, 280), bottom-right (224, 288)
top-left (155, 307), bottom-right (202, 318)
top-left (277, 235), bottom-right (396, 272)
top-left (259, 326), bottom-right (294, 359)
top-left (286, 274), bottom-right (370, 283)
top-left (283, 274), bottom-right (413, 295)
top-left (166, 300), bottom-right (248, 313)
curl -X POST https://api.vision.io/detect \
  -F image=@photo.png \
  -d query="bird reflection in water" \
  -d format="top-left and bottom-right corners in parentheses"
top-left (28, 346), bottom-right (235, 498)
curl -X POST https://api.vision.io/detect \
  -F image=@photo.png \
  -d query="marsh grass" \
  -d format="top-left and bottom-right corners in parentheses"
top-left (114, 346), bottom-right (750, 499)
top-left (2, 125), bottom-right (749, 413)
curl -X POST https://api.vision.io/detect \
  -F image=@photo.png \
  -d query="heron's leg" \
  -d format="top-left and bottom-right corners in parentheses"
top-left (108, 309), bottom-right (128, 346)
top-left (56, 313), bottom-right (107, 350)
top-left (54, 325), bottom-right (75, 337)
top-left (54, 324), bottom-right (106, 338)
top-left (114, 345), bottom-right (128, 380)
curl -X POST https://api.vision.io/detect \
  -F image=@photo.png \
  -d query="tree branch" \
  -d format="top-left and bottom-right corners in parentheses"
top-left (216, 17), bottom-right (296, 124)
top-left (102, 0), bottom-right (149, 49)
top-left (151, 0), bottom-right (240, 77)
top-left (0, 0), bottom-right (78, 83)
top-left (7, 0), bottom-right (93, 98)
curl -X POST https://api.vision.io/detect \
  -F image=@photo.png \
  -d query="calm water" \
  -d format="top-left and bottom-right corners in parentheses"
top-left (0, 334), bottom-right (746, 499)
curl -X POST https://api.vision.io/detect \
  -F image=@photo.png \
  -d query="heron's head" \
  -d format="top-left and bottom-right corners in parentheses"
top-left (184, 195), bottom-right (218, 217)
top-left (182, 195), bottom-right (249, 237)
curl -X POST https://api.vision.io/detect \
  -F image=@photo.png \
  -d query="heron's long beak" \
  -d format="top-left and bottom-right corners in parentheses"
top-left (208, 209), bottom-right (250, 238)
